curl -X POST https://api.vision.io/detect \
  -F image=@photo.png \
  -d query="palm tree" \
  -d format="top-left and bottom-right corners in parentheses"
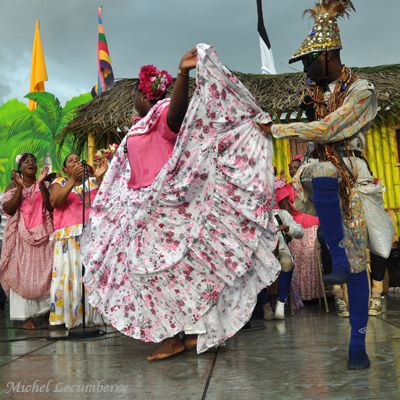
top-left (6, 91), bottom-right (91, 177)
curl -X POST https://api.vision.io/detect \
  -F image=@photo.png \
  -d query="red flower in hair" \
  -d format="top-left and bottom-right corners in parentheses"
top-left (293, 154), bottom-right (304, 162)
top-left (138, 65), bottom-right (173, 101)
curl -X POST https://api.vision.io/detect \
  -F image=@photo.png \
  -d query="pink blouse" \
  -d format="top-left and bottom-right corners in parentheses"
top-left (287, 183), bottom-right (319, 228)
top-left (126, 106), bottom-right (177, 189)
top-left (52, 177), bottom-right (98, 231)
top-left (19, 182), bottom-right (48, 229)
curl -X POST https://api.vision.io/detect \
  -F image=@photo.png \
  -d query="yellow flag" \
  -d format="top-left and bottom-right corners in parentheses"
top-left (29, 20), bottom-right (48, 111)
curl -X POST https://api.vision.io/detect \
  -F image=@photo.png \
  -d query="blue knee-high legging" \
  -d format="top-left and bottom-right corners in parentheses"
top-left (278, 270), bottom-right (294, 303)
top-left (312, 177), bottom-right (350, 276)
top-left (347, 270), bottom-right (369, 352)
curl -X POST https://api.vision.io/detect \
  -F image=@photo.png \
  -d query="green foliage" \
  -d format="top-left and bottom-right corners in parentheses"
top-left (0, 99), bottom-right (30, 189)
top-left (0, 92), bottom-right (91, 191)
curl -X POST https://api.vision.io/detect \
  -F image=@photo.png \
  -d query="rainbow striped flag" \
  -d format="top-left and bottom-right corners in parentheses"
top-left (91, 6), bottom-right (114, 97)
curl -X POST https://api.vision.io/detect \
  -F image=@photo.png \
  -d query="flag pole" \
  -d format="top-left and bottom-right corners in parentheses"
top-left (28, 19), bottom-right (48, 110)
top-left (257, 0), bottom-right (277, 74)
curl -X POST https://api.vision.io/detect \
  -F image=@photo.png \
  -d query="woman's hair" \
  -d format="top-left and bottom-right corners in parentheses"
top-left (63, 153), bottom-right (78, 167)
top-left (17, 153), bottom-right (36, 173)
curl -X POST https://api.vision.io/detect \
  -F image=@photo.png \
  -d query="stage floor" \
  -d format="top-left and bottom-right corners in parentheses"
top-left (1, 296), bottom-right (400, 400)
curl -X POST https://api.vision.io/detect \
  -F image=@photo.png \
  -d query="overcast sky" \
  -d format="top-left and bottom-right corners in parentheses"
top-left (1, 0), bottom-right (399, 105)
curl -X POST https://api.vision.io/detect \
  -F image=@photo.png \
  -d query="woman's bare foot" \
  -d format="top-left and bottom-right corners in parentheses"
top-left (183, 335), bottom-right (197, 351)
top-left (22, 319), bottom-right (36, 330)
top-left (146, 336), bottom-right (185, 361)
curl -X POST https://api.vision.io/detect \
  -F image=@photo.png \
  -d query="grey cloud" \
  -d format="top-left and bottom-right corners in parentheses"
top-left (1, 0), bottom-right (399, 105)
top-left (0, 82), bottom-right (11, 101)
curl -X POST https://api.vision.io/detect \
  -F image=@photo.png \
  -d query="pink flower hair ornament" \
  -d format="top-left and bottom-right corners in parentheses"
top-left (138, 65), bottom-right (173, 101)
top-left (292, 154), bottom-right (304, 162)
top-left (15, 153), bottom-right (28, 164)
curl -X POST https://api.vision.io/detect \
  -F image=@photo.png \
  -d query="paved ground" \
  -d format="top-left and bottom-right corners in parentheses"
top-left (0, 296), bottom-right (399, 400)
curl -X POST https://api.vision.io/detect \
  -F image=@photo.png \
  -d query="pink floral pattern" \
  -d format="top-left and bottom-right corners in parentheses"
top-left (289, 225), bottom-right (320, 302)
top-left (0, 184), bottom-right (53, 299)
top-left (81, 44), bottom-right (280, 353)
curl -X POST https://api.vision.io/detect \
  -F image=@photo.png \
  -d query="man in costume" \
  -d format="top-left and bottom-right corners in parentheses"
top-left (257, 0), bottom-right (381, 370)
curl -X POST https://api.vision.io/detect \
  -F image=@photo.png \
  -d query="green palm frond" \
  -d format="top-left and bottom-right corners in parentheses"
top-left (25, 92), bottom-right (62, 135)
top-left (56, 94), bottom-right (91, 157)
top-left (62, 93), bottom-right (92, 115)
top-left (57, 93), bottom-right (92, 139)
top-left (7, 114), bottom-right (34, 139)
top-left (0, 158), bottom-right (8, 174)
top-left (6, 130), bottom-right (35, 145)
top-left (1, 91), bottom-right (91, 191)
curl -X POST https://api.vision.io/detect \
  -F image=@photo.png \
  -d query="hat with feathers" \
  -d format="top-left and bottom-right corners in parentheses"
top-left (289, 0), bottom-right (355, 64)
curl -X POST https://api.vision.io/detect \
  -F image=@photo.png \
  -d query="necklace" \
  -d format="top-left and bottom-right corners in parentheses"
top-left (302, 66), bottom-right (358, 219)
top-left (304, 66), bottom-right (358, 120)
top-left (23, 181), bottom-right (37, 203)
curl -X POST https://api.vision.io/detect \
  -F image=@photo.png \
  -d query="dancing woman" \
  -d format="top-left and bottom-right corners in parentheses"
top-left (82, 45), bottom-right (280, 361)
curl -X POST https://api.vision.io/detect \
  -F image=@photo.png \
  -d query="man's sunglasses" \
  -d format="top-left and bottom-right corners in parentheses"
top-left (302, 52), bottom-right (321, 67)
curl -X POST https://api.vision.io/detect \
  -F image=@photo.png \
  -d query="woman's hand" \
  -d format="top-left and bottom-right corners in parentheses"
top-left (94, 159), bottom-right (108, 182)
top-left (11, 170), bottom-right (24, 188)
top-left (167, 47), bottom-right (198, 133)
top-left (178, 48), bottom-right (198, 74)
top-left (277, 224), bottom-right (290, 233)
top-left (70, 163), bottom-right (84, 184)
top-left (38, 165), bottom-right (50, 184)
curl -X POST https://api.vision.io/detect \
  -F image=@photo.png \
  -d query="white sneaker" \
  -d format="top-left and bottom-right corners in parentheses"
top-left (263, 303), bottom-right (274, 320)
top-left (274, 300), bottom-right (285, 320)
top-left (335, 298), bottom-right (349, 318)
top-left (369, 297), bottom-right (383, 316)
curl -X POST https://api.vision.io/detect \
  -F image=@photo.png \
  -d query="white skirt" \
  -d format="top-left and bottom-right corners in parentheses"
top-left (9, 289), bottom-right (49, 321)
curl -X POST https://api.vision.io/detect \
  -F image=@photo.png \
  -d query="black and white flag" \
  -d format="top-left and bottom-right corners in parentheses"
top-left (257, 0), bottom-right (277, 74)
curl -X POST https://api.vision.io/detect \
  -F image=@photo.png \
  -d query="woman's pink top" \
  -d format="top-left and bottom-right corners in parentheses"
top-left (52, 177), bottom-right (98, 231)
top-left (126, 105), bottom-right (177, 189)
top-left (19, 182), bottom-right (48, 229)
top-left (286, 183), bottom-right (319, 228)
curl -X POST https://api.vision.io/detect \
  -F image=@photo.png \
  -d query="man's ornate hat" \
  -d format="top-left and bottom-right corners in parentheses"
top-left (289, 0), bottom-right (355, 64)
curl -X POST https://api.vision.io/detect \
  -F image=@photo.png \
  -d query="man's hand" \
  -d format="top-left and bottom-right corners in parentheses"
top-left (178, 48), bottom-right (198, 74)
top-left (254, 112), bottom-right (273, 137)
top-left (260, 123), bottom-right (273, 137)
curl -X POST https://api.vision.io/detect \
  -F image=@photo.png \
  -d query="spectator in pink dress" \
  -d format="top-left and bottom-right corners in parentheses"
top-left (286, 156), bottom-right (321, 306)
top-left (0, 153), bottom-right (53, 329)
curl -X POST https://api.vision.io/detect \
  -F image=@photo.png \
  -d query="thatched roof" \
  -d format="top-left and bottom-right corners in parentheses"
top-left (64, 64), bottom-right (400, 150)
